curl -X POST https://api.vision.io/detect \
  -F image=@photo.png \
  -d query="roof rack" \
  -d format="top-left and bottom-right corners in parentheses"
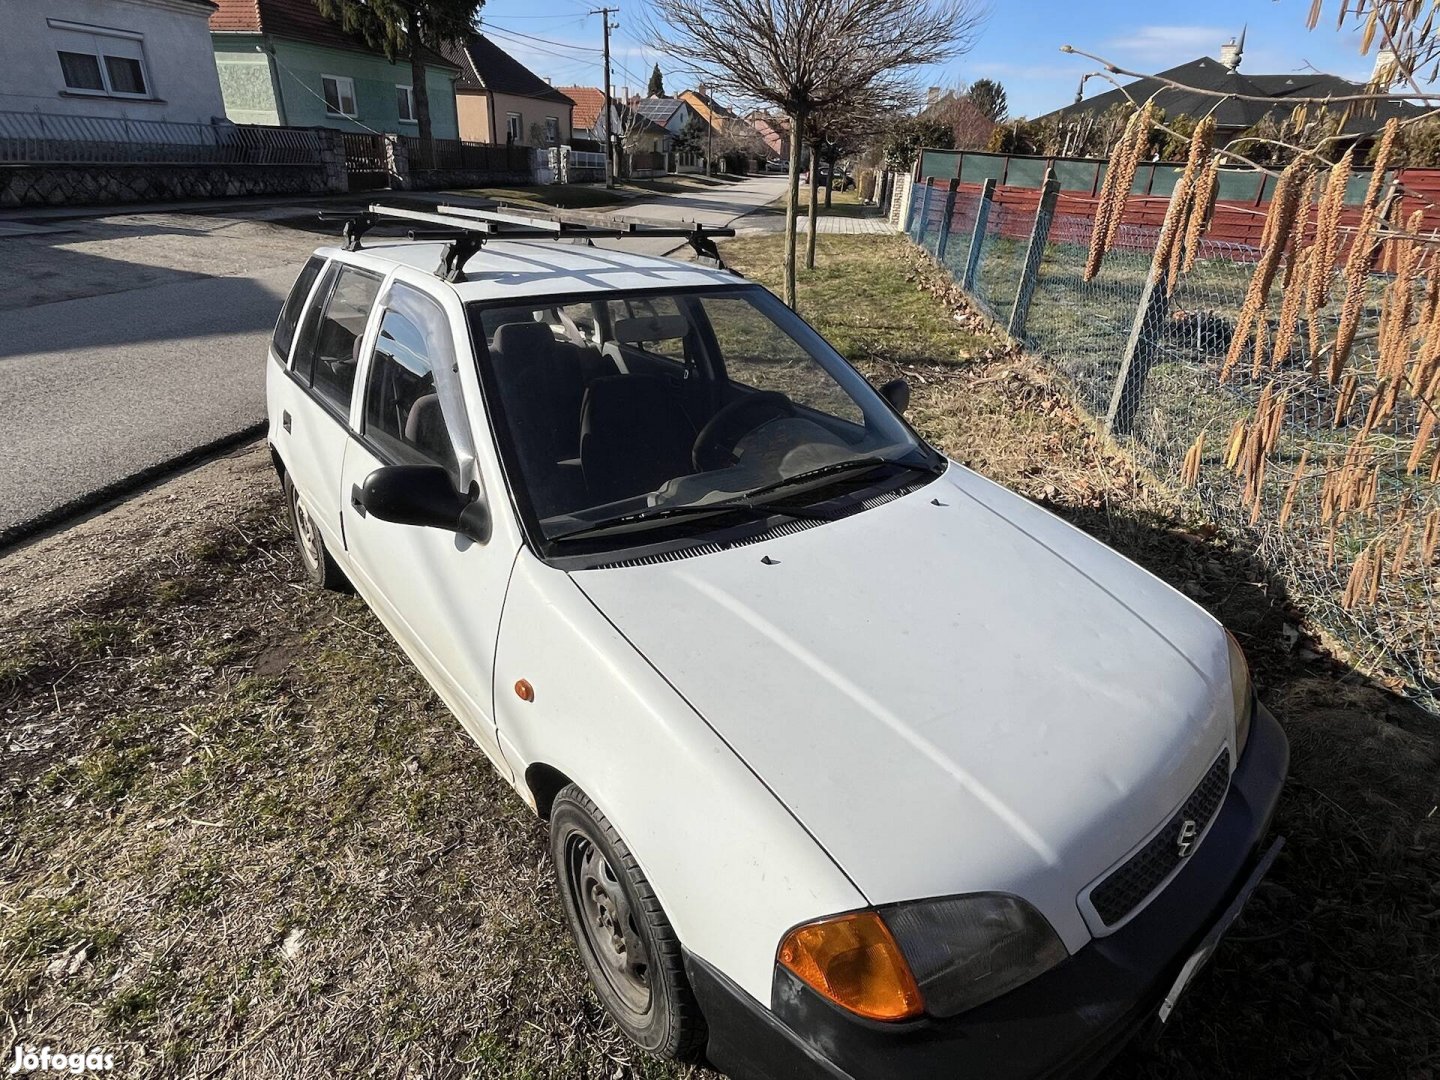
top-left (318, 203), bottom-right (735, 282)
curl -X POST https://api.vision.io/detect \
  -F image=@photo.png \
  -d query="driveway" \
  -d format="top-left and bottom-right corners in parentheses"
top-left (0, 175), bottom-right (784, 545)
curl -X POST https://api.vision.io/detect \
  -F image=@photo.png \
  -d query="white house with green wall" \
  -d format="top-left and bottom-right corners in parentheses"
top-left (210, 0), bottom-right (459, 138)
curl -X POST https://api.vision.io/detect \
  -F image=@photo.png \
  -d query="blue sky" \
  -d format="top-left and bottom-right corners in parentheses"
top-left (473, 0), bottom-right (1397, 118)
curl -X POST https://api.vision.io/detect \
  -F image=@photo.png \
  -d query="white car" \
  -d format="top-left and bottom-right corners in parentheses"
top-left (267, 206), bottom-right (1287, 1080)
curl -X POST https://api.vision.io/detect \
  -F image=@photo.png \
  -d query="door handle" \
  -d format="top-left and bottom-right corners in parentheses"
top-left (350, 484), bottom-right (367, 516)
top-left (282, 410), bottom-right (292, 433)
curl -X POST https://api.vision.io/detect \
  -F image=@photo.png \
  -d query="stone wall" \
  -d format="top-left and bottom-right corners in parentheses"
top-left (409, 167), bottom-right (534, 190)
top-left (0, 163), bottom-right (337, 207)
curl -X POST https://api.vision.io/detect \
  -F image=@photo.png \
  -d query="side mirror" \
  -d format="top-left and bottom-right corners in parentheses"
top-left (879, 377), bottom-right (911, 414)
top-left (361, 465), bottom-right (490, 544)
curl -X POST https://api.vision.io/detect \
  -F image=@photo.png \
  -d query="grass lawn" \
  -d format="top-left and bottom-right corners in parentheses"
top-left (1, 232), bottom-right (1436, 1079)
top-left (754, 186), bottom-right (874, 221)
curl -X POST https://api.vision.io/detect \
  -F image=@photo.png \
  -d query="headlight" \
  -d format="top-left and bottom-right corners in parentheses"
top-left (882, 894), bottom-right (1067, 1017)
top-left (1226, 630), bottom-right (1254, 756)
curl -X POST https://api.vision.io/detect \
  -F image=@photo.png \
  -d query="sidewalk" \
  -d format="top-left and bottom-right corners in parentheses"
top-left (735, 209), bottom-right (893, 236)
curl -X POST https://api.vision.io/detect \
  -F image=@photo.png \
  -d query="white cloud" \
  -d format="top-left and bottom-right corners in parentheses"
top-left (1105, 25), bottom-right (1234, 65)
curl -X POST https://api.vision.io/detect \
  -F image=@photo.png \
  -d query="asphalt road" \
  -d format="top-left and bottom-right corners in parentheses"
top-left (0, 175), bottom-right (787, 544)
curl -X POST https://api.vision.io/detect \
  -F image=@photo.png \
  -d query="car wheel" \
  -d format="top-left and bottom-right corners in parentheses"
top-left (550, 785), bottom-right (707, 1062)
top-left (284, 474), bottom-right (348, 591)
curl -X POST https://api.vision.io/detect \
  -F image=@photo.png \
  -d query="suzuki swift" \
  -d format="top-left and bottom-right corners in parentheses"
top-left (265, 205), bottom-right (1288, 1080)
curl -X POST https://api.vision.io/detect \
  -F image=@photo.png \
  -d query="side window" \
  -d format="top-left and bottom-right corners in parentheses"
top-left (605, 296), bottom-right (688, 363)
top-left (702, 295), bottom-right (863, 423)
top-left (292, 265), bottom-right (382, 416)
top-left (272, 255), bottom-right (324, 363)
top-left (364, 307), bottom-right (460, 477)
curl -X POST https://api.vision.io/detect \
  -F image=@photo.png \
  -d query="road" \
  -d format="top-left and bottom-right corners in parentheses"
top-left (0, 175), bottom-right (786, 544)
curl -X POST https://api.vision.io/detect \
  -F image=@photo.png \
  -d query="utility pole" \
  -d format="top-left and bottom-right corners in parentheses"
top-left (591, 6), bottom-right (618, 188)
top-left (702, 81), bottom-right (713, 176)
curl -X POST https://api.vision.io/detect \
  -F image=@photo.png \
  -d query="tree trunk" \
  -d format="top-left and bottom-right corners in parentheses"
top-left (407, 8), bottom-right (431, 143)
top-left (824, 164), bottom-right (833, 208)
top-left (805, 137), bottom-right (820, 270)
top-left (783, 110), bottom-right (805, 309)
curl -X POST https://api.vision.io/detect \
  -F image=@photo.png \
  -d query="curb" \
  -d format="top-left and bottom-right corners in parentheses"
top-left (0, 422), bottom-right (268, 556)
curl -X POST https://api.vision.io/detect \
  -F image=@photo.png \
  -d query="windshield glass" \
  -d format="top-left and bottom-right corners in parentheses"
top-left (468, 285), bottom-right (935, 548)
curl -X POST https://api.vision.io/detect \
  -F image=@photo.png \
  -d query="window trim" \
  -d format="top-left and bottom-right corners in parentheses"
top-left (396, 83), bottom-right (417, 124)
top-left (506, 112), bottom-right (523, 141)
top-left (50, 18), bottom-right (152, 100)
top-left (322, 74), bottom-right (358, 119)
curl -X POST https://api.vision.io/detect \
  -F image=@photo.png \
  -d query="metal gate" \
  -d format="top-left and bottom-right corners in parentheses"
top-left (340, 132), bottom-right (388, 191)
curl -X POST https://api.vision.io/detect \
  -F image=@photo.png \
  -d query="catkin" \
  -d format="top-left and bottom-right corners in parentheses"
top-left (1364, 118), bottom-right (1398, 209)
top-left (1309, 149), bottom-right (1354, 315)
top-left (1152, 117), bottom-right (1216, 292)
top-left (1182, 157), bottom-right (1220, 273)
top-left (1084, 104), bottom-right (1153, 281)
top-left (1329, 201), bottom-right (1381, 383)
top-left (1274, 246), bottom-right (1310, 366)
top-left (1222, 160), bottom-right (1307, 380)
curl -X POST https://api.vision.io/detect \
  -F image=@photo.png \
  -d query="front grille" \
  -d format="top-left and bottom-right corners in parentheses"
top-left (1090, 750), bottom-right (1231, 926)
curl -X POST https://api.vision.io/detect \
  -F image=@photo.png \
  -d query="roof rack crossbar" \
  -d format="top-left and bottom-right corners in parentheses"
top-left (342, 203), bottom-right (736, 280)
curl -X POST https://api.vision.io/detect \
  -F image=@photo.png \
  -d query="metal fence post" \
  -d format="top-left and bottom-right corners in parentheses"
top-left (961, 178), bottom-right (996, 292)
top-left (936, 178), bottom-right (961, 262)
top-left (916, 177), bottom-right (936, 245)
top-left (1105, 266), bottom-right (1171, 436)
top-left (1007, 171), bottom-right (1061, 341)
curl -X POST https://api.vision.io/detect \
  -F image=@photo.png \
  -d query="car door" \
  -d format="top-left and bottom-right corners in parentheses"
top-left (339, 281), bottom-right (516, 777)
top-left (279, 260), bottom-right (383, 550)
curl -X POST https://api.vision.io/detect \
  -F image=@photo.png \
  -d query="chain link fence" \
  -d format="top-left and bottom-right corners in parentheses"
top-left (909, 182), bottom-right (1440, 715)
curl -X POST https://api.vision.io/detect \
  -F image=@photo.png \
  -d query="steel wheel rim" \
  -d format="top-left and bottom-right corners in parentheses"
top-left (565, 832), bottom-right (652, 1017)
top-left (292, 492), bottom-right (320, 571)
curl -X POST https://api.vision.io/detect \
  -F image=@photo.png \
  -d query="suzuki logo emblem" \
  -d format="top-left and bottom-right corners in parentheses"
top-left (1177, 819), bottom-right (1199, 858)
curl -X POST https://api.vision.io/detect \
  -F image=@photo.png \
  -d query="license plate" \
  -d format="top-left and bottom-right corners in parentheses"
top-left (1159, 837), bottom-right (1284, 1022)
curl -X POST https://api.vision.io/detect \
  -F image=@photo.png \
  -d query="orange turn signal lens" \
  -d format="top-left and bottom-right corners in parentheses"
top-left (778, 911), bottom-right (924, 1022)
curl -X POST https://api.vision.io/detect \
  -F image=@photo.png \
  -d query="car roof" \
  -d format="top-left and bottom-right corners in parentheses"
top-left (313, 239), bottom-right (743, 303)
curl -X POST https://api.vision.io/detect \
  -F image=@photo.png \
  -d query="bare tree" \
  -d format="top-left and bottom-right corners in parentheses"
top-left (645, 0), bottom-right (984, 307)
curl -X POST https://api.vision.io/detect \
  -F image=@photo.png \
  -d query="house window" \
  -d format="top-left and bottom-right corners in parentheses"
top-left (50, 20), bottom-right (150, 98)
top-left (544, 116), bottom-right (559, 145)
top-left (506, 113), bottom-right (522, 142)
top-left (322, 75), bottom-right (357, 118)
top-left (396, 85), bottom-right (416, 123)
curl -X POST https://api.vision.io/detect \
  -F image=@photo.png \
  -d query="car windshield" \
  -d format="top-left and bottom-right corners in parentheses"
top-left (467, 285), bottom-right (937, 548)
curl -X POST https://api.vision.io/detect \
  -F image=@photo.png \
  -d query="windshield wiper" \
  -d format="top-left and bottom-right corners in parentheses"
top-left (739, 455), bottom-right (923, 504)
top-left (551, 494), bottom-right (836, 543)
top-left (551, 457), bottom-right (934, 544)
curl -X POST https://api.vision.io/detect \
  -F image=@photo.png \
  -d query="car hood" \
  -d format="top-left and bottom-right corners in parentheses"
top-left (571, 464), bottom-right (1235, 950)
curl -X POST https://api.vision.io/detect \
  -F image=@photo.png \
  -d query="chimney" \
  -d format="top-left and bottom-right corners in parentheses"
top-left (1219, 26), bottom-right (1245, 71)
top-left (926, 86), bottom-right (942, 107)
top-left (1372, 47), bottom-right (1399, 88)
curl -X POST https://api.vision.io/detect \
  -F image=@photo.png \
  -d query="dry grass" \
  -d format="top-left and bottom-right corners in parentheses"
top-left (1, 233), bottom-right (1436, 1079)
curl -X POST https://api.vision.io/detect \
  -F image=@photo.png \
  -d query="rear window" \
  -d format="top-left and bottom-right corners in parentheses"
top-left (272, 256), bottom-right (324, 363)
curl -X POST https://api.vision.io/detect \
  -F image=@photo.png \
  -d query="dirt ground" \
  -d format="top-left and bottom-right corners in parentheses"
top-left (1, 233), bottom-right (1437, 1079)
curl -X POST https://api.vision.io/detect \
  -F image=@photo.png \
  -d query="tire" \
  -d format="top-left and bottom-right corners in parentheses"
top-left (283, 473), bottom-right (348, 591)
top-left (550, 785), bottom-right (707, 1063)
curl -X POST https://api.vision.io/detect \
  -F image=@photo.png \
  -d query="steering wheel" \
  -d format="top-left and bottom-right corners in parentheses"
top-left (692, 392), bottom-right (798, 471)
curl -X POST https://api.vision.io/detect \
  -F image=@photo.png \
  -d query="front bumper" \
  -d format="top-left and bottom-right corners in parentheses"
top-left (684, 703), bottom-right (1289, 1080)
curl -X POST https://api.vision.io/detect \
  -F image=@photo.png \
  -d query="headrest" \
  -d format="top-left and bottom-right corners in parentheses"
top-left (491, 320), bottom-right (556, 360)
top-left (612, 314), bottom-right (689, 344)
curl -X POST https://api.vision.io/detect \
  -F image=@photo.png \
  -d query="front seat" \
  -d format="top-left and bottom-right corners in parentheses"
top-left (580, 375), bottom-right (696, 504)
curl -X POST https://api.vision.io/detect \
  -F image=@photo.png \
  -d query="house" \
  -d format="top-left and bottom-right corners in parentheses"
top-left (631, 95), bottom-right (695, 138)
top-left (556, 85), bottom-right (609, 146)
top-left (559, 86), bottom-right (670, 155)
top-left (1, 0), bottom-right (226, 125)
top-left (209, 0), bottom-right (461, 137)
top-left (746, 112), bottom-right (790, 160)
top-left (1039, 32), bottom-right (1423, 149)
top-left (438, 34), bottom-right (573, 147)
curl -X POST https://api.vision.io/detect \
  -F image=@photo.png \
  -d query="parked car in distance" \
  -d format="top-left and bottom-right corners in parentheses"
top-left (764, 157), bottom-right (788, 172)
top-left (267, 206), bottom-right (1288, 1080)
